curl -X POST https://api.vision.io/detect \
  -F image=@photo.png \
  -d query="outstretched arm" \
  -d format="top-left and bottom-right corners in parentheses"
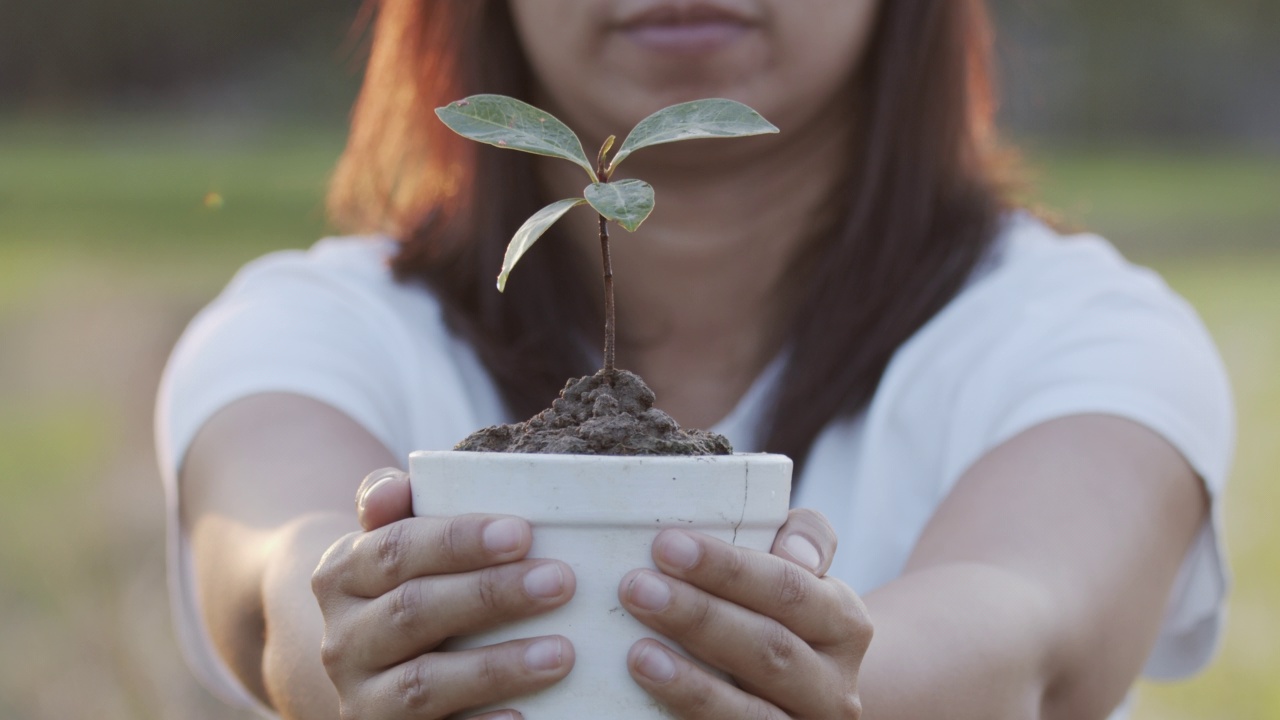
top-left (619, 413), bottom-right (1207, 720)
top-left (860, 413), bottom-right (1207, 719)
top-left (181, 393), bottom-right (581, 719)
top-left (181, 393), bottom-right (394, 717)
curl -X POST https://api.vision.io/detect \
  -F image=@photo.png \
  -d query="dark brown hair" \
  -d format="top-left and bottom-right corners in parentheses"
top-left (330, 0), bottom-right (1011, 474)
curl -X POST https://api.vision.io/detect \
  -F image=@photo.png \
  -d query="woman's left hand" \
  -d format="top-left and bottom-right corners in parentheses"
top-left (617, 508), bottom-right (872, 719)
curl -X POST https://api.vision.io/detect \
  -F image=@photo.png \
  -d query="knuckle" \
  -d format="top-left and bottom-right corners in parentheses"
top-left (479, 648), bottom-right (506, 688)
top-left (376, 521), bottom-right (409, 582)
top-left (835, 692), bottom-right (864, 719)
top-left (837, 587), bottom-right (874, 648)
top-left (388, 580), bottom-right (424, 635)
top-left (439, 515), bottom-right (466, 564)
top-left (717, 545), bottom-right (751, 588)
top-left (825, 580), bottom-right (872, 641)
top-left (397, 659), bottom-right (434, 713)
top-left (474, 567), bottom-right (505, 613)
top-left (775, 560), bottom-right (811, 610)
top-left (854, 614), bottom-right (875, 650)
top-left (757, 622), bottom-right (799, 676)
top-left (684, 592), bottom-right (716, 638)
top-left (310, 562), bottom-right (335, 599)
top-left (680, 677), bottom-right (716, 715)
top-left (318, 631), bottom-right (346, 671)
top-left (743, 698), bottom-right (777, 720)
top-left (312, 533), bottom-right (358, 598)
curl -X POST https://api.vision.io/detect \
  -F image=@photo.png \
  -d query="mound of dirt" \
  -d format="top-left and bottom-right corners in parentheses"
top-left (455, 368), bottom-right (733, 456)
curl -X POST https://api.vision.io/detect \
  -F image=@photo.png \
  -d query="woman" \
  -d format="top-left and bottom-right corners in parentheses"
top-left (157, 1), bottom-right (1233, 718)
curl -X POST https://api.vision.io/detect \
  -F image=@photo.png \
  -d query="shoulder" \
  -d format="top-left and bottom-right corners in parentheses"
top-left (954, 211), bottom-right (1195, 327)
top-left (157, 235), bottom-right (486, 473)
top-left (187, 234), bottom-right (457, 362)
top-left (912, 210), bottom-right (1220, 366)
top-left (879, 212), bottom-right (1234, 490)
top-left (222, 235), bottom-right (430, 310)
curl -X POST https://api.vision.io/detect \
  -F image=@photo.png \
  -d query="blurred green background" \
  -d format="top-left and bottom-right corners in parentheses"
top-left (1, 1), bottom-right (1276, 718)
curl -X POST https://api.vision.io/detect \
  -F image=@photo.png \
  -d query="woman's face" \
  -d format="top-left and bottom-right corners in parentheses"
top-left (507, 0), bottom-right (880, 148)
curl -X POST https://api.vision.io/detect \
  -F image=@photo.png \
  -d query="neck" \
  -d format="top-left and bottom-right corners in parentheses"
top-left (536, 110), bottom-right (852, 428)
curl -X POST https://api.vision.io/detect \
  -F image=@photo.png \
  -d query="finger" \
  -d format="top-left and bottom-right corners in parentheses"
top-left (770, 508), bottom-right (837, 577)
top-left (650, 529), bottom-right (859, 645)
top-left (627, 639), bottom-right (785, 720)
top-left (360, 636), bottom-right (573, 719)
top-left (620, 568), bottom-right (834, 714)
top-left (338, 559), bottom-right (575, 670)
top-left (313, 514), bottom-right (532, 599)
top-left (358, 468), bottom-right (413, 531)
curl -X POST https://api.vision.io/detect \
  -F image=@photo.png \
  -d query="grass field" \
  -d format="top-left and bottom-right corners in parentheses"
top-left (1, 118), bottom-right (1276, 719)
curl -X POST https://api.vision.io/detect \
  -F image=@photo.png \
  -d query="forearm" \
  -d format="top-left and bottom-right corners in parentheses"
top-left (182, 394), bottom-right (401, 717)
top-left (859, 563), bottom-right (1062, 720)
top-left (856, 417), bottom-right (1210, 720)
top-left (261, 513), bottom-right (356, 719)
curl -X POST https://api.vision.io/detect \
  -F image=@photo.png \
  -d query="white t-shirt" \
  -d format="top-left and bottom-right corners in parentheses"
top-left (156, 213), bottom-right (1233, 719)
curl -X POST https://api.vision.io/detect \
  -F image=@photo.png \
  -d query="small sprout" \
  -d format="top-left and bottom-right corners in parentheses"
top-left (436, 95), bottom-right (778, 372)
top-left (597, 135), bottom-right (617, 179)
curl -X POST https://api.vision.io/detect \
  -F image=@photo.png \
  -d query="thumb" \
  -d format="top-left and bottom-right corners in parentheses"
top-left (771, 508), bottom-right (838, 577)
top-left (355, 467), bottom-right (412, 531)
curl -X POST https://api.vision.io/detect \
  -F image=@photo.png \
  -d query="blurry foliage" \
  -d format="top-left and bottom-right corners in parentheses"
top-left (991, 0), bottom-right (1280, 145)
top-left (3, 0), bottom-right (1277, 144)
top-left (0, 0), bottom-right (362, 115)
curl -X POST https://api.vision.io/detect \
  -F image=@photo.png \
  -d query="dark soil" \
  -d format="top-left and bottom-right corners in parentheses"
top-left (455, 369), bottom-right (733, 456)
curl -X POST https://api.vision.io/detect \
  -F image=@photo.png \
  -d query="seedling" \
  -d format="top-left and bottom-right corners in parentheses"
top-left (436, 95), bottom-right (778, 373)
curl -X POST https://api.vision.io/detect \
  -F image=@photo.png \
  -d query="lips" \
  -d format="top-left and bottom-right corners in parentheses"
top-left (614, 1), bottom-right (758, 52)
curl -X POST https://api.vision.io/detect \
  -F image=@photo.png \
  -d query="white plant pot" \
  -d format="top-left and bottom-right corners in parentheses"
top-left (409, 450), bottom-right (792, 719)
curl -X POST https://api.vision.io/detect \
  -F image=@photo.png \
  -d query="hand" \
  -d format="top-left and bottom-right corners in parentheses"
top-left (311, 468), bottom-right (578, 719)
top-left (618, 508), bottom-right (872, 719)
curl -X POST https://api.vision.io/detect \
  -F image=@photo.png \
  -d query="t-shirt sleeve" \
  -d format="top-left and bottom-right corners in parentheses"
top-left (158, 243), bottom-right (415, 473)
top-left (957, 237), bottom-right (1234, 680)
top-left (155, 240), bottom-right (417, 715)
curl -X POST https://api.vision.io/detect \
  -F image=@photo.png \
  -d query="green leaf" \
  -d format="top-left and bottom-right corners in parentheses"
top-left (611, 99), bottom-right (779, 171)
top-left (584, 180), bottom-right (655, 233)
top-left (436, 95), bottom-right (598, 182)
top-left (497, 198), bottom-right (587, 292)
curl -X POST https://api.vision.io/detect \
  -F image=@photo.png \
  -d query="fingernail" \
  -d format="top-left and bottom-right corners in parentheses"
top-left (523, 637), bottom-right (564, 671)
top-left (783, 533), bottom-right (822, 571)
top-left (628, 572), bottom-right (671, 612)
top-left (657, 531), bottom-right (700, 570)
top-left (523, 563), bottom-right (565, 599)
top-left (636, 644), bottom-right (677, 683)
top-left (357, 473), bottom-right (397, 513)
top-left (483, 518), bottom-right (524, 554)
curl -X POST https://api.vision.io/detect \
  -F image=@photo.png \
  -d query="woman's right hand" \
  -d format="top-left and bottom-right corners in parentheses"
top-left (311, 468), bottom-right (577, 719)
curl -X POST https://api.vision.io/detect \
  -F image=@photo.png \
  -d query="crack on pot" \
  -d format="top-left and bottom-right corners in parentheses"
top-left (732, 464), bottom-right (749, 545)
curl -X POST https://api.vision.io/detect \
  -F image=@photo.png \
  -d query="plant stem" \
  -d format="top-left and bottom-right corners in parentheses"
top-left (599, 212), bottom-right (616, 373)
top-left (596, 146), bottom-right (616, 373)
